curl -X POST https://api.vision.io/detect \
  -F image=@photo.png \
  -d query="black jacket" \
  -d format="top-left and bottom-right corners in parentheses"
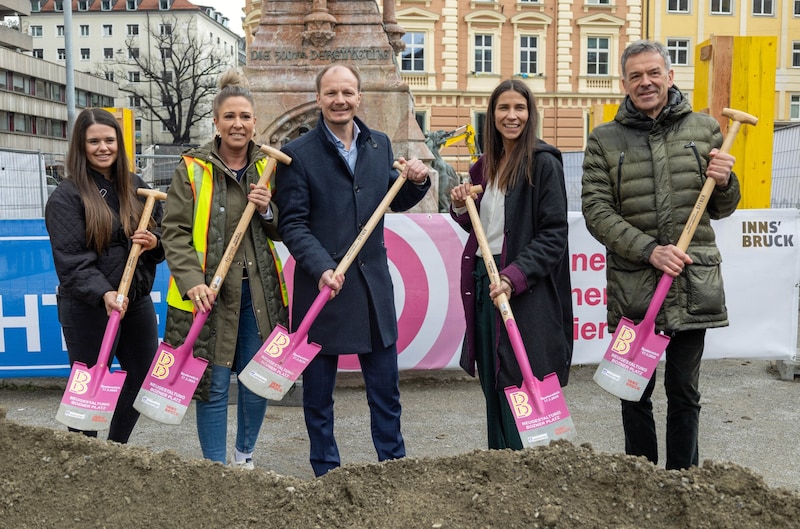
top-left (45, 170), bottom-right (164, 306)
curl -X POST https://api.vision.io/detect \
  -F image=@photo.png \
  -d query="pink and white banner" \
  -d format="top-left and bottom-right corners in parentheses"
top-left (1, 210), bottom-right (797, 377)
top-left (275, 209), bottom-right (800, 371)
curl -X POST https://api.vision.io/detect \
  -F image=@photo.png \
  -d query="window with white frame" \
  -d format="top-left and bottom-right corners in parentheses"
top-left (159, 0), bottom-right (171, 9)
top-left (162, 70), bottom-right (173, 83)
top-left (752, 0), bottom-right (773, 15)
top-left (104, 48), bottom-right (114, 60)
top-left (31, 1), bottom-right (41, 12)
top-left (160, 23), bottom-right (172, 36)
top-left (400, 32), bottom-right (425, 72)
top-left (103, 24), bottom-right (113, 37)
top-left (667, 0), bottom-right (689, 13)
top-left (795, 0), bottom-right (800, 15)
top-left (30, 25), bottom-right (42, 37)
top-left (32, 49), bottom-right (43, 59)
top-left (666, 39), bottom-right (690, 65)
top-left (160, 48), bottom-right (172, 59)
top-left (586, 37), bottom-right (609, 75)
top-left (396, 8), bottom-right (438, 85)
top-left (128, 95), bottom-right (142, 107)
top-left (57, 49), bottom-right (66, 60)
top-left (466, 11), bottom-right (504, 80)
top-left (519, 35), bottom-right (539, 75)
top-left (128, 71), bottom-right (141, 83)
top-left (711, 0), bottom-right (732, 13)
top-left (57, 25), bottom-right (65, 37)
top-left (78, 0), bottom-right (89, 10)
top-left (127, 0), bottom-right (137, 10)
top-left (793, 42), bottom-right (800, 67)
top-left (81, 48), bottom-right (90, 60)
top-left (587, 0), bottom-right (611, 4)
top-left (127, 24), bottom-right (139, 36)
top-left (791, 94), bottom-right (800, 119)
top-left (105, 71), bottom-right (115, 81)
top-left (474, 34), bottom-right (493, 73)
top-left (80, 25), bottom-right (90, 37)
top-left (102, 0), bottom-right (112, 9)
top-left (54, 0), bottom-right (63, 11)
top-left (129, 48), bottom-right (140, 59)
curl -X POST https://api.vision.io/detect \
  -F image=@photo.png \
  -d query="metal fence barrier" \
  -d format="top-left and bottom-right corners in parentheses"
top-left (2, 130), bottom-right (799, 219)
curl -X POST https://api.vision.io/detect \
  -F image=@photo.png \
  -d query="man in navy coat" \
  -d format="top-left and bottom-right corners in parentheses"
top-left (275, 64), bottom-right (431, 477)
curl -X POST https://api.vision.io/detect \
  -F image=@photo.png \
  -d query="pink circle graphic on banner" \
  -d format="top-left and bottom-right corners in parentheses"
top-left (280, 214), bottom-right (467, 372)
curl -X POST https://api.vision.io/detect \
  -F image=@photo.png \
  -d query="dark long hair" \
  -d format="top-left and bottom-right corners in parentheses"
top-left (480, 79), bottom-right (540, 191)
top-left (65, 108), bottom-right (144, 254)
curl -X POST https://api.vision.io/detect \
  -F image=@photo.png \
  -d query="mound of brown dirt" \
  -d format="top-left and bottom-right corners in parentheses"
top-left (2, 409), bottom-right (799, 529)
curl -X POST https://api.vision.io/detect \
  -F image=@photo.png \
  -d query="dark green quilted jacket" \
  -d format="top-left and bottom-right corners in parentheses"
top-left (581, 87), bottom-right (741, 333)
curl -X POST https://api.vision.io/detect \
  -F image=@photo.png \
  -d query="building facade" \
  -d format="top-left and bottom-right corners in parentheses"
top-left (241, 0), bottom-right (798, 173)
top-left (645, 0), bottom-right (800, 126)
top-left (1, 0), bottom-right (118, 153)
top-left (25, 0), bottom-right (243, 149)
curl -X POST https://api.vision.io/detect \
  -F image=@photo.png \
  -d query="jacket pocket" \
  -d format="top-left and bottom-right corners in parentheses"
top-left (608, 258), bottom-right (656, 320)
top-left (685, 263), bottom-right (725, 315)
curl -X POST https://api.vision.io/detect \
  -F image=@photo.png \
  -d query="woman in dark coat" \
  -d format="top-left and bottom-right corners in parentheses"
top-left (450, 80), bottom-right (573, 450)
top-left (45, 107), bottom-right (164, 443)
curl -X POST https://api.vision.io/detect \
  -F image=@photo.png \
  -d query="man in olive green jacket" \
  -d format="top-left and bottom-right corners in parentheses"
top-left (581, 40), bottom-right (740, 470)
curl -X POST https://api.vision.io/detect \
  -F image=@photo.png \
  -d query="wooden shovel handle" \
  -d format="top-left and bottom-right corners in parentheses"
top-left (116, 188), bottom-right (168, 303)
top-left (464, 185), bottom-right (514, 321)
top-left (674, 107), bottom-right (757, 252)
top-left (332, 161), bottom-right (406, 276)
top-left (208, 145), bottom-right (293, 294)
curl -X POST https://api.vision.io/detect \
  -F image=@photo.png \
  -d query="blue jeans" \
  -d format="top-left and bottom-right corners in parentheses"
top-left (196, 280), bottom-right (267, 464)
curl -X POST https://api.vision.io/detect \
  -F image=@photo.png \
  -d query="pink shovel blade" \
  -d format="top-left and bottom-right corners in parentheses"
top-left (133, 340), bottom-right (209, 425)
top-left (593, 315), bottom-right (671, 401)
top-left (238, 324), bottom-right (322, 401)
top-left (504, 372), bottom-right (576, 448)
top-left (56, 362), bottom-right (127, 431)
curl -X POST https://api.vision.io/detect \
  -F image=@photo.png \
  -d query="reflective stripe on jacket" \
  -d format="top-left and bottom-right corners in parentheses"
top-left (166, 156), bottom-right (287, 312)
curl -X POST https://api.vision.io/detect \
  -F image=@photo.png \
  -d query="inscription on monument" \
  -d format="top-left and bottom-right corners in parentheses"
top-left (250, 48), bottom-right (392, 63)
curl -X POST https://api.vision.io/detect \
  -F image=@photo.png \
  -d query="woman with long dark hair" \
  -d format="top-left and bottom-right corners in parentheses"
top-left (46, 107), bottom-right (164, 443)
top-left (450, 80), bottom-right (574, 449)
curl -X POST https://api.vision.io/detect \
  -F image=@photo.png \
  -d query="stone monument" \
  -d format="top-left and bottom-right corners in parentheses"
top-left (245, 0), bottom-right (436, 212)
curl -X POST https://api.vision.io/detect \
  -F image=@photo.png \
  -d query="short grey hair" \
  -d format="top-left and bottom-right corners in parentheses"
top-left (621, 40), bottom-right (672, 79)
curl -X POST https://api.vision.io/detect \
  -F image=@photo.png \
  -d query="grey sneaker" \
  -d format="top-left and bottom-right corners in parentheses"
top-left (231, 458), bottom-right (255, 470)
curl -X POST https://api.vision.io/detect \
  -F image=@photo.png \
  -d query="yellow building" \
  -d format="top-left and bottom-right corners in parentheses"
top-left (645, 0), bottom-right (800, 126)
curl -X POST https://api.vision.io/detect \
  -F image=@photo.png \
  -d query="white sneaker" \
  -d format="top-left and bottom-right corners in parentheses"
top-left (231, 458), bottom-right (255, 470)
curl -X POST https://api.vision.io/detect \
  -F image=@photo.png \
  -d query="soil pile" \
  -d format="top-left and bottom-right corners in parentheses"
top-left (2, 409), bottom-right (799, 529)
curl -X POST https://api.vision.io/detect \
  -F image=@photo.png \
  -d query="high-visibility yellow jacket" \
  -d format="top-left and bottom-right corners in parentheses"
top-left (161, 139), bottom-right (289, 399)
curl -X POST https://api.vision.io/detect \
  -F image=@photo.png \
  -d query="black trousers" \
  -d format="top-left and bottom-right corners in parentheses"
top-left (621, 328), bottom-right (705, 470)
top-left (57, 294), bottom-right (158, 443)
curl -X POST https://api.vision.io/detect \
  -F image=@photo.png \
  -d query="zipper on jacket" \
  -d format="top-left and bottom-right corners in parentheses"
top-left (615, 151), bottom-right (625, 208)
top-left (684, 141), bottom-right (704, 179)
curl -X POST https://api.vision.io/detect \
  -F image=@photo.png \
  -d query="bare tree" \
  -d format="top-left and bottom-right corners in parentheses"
top-left (98, 15), bottom-right (233, 145)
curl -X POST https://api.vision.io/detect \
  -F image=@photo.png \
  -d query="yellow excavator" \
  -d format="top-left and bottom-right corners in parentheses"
top-left (425, 124), bottom-right (481, 212)
top-left (439, 124), bottom-right (480, 164)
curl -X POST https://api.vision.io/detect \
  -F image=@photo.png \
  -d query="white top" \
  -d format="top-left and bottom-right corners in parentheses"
top-left (477, 181), bottom-right (505, 257)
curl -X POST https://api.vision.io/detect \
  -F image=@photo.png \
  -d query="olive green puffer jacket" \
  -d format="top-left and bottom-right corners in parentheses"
top-left (581, 87), bottom-right (741, 333)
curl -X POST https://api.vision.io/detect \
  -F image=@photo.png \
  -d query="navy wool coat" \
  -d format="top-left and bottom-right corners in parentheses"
top-left (275, 115), bottom-right (430, 355)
